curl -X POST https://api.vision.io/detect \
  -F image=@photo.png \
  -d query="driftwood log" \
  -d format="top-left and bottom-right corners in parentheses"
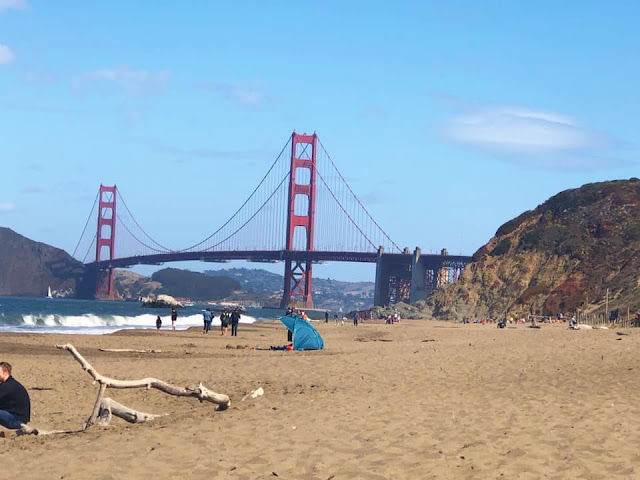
top-left (52, 343), bottom-right (230, 429)
top-left (97, 398), bottom-right (161, 425)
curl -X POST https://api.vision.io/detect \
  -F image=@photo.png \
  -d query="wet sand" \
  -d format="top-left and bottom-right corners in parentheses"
top-left (1, 319), bottom-right (639, 479)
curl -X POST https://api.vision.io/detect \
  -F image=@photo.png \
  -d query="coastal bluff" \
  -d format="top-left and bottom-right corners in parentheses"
top-left (0, 227), bottom-right (85, 297)
top-left (429, 178), bottom-right (640, 320)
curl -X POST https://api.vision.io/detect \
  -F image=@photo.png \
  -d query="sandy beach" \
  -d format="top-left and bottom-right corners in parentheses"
top-left (1, 319), bottom-right (639, 479)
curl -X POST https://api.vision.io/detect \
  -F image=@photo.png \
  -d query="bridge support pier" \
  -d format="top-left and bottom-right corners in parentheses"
top-left (374, 247), bottom-right (412, 306)
top-left (375, 247), bottom-right (470, 306)
top-left (409, 247), bottom-right (428, 303)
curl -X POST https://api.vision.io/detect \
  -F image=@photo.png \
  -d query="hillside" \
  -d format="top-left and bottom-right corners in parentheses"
top-left (205, 267), bottom-right (374, 310)
top-left (0, 227), bottom-right (85, 297)
top-left (112, 270), bottom-right (163, 301)
top-left (428, 178), bottom-right (640, 320)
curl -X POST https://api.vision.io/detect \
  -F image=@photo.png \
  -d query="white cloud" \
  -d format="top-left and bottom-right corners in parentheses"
top-left (0, 44), bottom-right (15, 65)
top-left (196, 80), bottom-right (273, 108)
top-left (0, 202), bottom-right (16, 213)
top-left (440, 100), bottom-right (630, 171)
top-left (73, 66), bottom-right (170, 96)
top-left (0, 0), bottom-right (27, 15)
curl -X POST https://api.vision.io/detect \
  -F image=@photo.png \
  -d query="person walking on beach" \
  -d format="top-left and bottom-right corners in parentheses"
top-left (171, 308), bottom-right (178, 331)
top-left (220, 310), bottom-right (229, 336)
top-left (325, 310), bottom-right (329, 324)
top-left (203, 308), bottom-right (213, 334)
top-left (0, 362), bottom-right (30, 431)
top-left (334, 313), bottom-right (338, 325)
top-left (155, 315), bottom-right (162, 330)
top-left (353, 311), bottom-right (359, 327)
top-left (231, 308), bottom-right (241, 336)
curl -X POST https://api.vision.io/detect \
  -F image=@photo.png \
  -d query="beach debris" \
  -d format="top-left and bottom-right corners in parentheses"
top-left (241, 387), bottom-right (265, 402)
top-left (54, 343), bottom-right (231, 429)
top-left (99, 348), bottom-right (163, 353)
top-left (616, 332), bottom-right (629, 336)
top-left (251, 387), bottom-right (264, 398)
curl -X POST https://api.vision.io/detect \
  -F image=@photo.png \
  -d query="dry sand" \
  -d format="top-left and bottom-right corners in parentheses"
top-left (1, 319), bottom-right (639, 479)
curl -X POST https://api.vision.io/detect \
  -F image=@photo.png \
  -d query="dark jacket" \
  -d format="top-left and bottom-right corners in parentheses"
top-left (0, 376), bottom-right (31, 424)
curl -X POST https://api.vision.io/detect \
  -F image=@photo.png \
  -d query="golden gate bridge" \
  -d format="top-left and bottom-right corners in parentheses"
top-left (72, 132), bottom-right (471, 307)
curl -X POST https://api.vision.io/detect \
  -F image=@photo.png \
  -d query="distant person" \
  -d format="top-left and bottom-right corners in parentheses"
top-left (353, 311), bottom-right (359, 327)
top-left (0, 362), bottom-right (30, 431)
top-left (231, 309), bottom-right (241, 336)
top-left (155, 315), bottom-right (162, 330)
top-left (334, 313), bottom-right (338, 325)
top-left (171, 308), bottom-right (178, 331)
top-left (203, 308), bottom-right (213, 334)
top-left (220, 310), bottom-right (229, 336)
top-left (325, 310), bottom-right (329, 324)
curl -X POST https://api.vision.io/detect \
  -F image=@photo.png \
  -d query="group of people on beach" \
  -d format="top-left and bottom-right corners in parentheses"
top-left (203, 308), bottom-right (241, 336)
top-left (155, 308), bottom-right (178, 331)
top-left (287, 306), bottom-right (397, 327)
top-left (152, 306), bottom-right (242, 335)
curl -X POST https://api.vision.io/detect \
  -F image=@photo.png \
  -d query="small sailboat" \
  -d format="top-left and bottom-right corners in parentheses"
top-left (46, 286), bottom-right (53, 298)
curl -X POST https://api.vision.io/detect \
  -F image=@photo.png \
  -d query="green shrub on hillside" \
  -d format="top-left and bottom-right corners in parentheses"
top-left (152, 268), bottom-right (241, 301)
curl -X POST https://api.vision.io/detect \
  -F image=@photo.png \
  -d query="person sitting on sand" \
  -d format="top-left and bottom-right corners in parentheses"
top-left (0, 362), bottom-right (30, 431)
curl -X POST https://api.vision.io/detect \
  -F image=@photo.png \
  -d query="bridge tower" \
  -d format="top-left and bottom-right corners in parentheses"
top-left (95, 184), bottom-right (117, 299)
top-left (280, 132), bottom-right (318, 309)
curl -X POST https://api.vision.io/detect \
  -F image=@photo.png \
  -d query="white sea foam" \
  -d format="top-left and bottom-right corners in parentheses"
top-left (0, 312), bottom-right (258, 335)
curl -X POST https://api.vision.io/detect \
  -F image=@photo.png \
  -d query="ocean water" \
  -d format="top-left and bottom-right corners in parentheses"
top-left (0, 296), bottom-right (289, 335)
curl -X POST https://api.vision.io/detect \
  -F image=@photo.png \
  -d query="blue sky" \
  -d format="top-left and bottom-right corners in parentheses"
top-left (1, 1), bottom-right (638, 282)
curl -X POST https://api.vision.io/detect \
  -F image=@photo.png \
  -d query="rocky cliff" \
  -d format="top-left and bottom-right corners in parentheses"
top-left (428, 178), bottom-right (640, 320)
top-left (0, 227), bottom-right (85, 297)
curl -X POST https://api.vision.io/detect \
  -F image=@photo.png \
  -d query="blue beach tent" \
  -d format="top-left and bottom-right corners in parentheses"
top-left (279, 315), bottom-right (324, 351)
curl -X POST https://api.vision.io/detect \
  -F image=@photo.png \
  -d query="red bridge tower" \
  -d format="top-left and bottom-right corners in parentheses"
top-left (280, 132), bottom-right (317, 309)
top-left (95, 184), bottom-right (117, 299)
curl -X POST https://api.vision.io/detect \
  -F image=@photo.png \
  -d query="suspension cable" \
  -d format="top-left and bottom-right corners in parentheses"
top-left (115, 215), bottom-right (170, 254)
top-left (178, 135), bottom-right (292, 252)
top-left (82, 232), bottom-right (97, 263)
top-left (72, 189), bottom-right (99, 258)
top-left (116, 189), bottom-right (173, 252)
top-left (318, 138), bottom-right (401, 252)
top-left (206, 171), bottom-right (290, 250)
top-left (315, 170), bottom-right (377, 251)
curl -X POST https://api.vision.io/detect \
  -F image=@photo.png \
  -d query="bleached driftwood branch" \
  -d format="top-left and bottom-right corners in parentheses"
top-left (54, 343), bottom-right (230, 428)
top-left (97, 398), bottom-right (162, 425)
top-left (17, 424), bottom-right (80, 436)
